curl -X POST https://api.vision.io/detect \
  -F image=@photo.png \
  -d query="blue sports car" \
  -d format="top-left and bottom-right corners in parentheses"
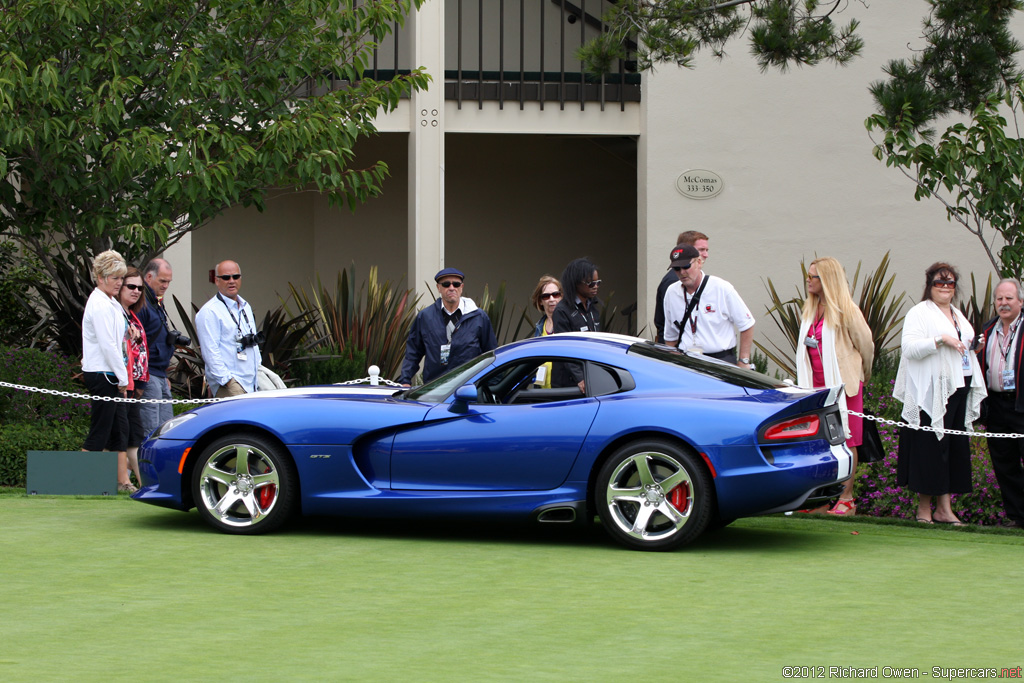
top-left (136, 333), bottom-right (851, 551)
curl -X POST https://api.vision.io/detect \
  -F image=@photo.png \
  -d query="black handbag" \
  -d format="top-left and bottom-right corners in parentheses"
top-left (856, 410), bottom-right (885, 463)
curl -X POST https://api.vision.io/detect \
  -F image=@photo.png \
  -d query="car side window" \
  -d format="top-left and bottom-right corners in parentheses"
top-left (475, 358), bottom-right (591, 405)
top-left (585, 362), bottom-right (635, 397)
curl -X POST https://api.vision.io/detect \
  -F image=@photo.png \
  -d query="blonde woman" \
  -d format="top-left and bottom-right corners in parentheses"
top-left (795, 257), bottom-right (874, 515)
top-left (81, 249), bottom-right (133, 492)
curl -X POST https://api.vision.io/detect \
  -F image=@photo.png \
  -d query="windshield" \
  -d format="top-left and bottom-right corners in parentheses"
top-left (627, 343), bottom-right (787, 390)
top-left (404, 353), bottom-right (496, 403)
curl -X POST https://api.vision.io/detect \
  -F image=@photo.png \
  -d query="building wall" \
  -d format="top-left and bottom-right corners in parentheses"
top-left (639, 0), bottom-right (1020, 359)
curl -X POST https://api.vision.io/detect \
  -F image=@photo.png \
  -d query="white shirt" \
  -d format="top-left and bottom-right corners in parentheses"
top-left (662, 274), bottom-right (754, 353)
top-left (81, 288), bottom-right (129, 386)
top-left (196, 293), bottom-right (262, 395)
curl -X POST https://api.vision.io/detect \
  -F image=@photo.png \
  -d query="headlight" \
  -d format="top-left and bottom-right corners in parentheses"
top-left (155, 412), bottom-right (198, 438)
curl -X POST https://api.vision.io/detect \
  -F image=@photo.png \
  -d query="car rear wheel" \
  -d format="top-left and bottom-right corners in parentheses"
top-left (595, 440), bottom-right (712, 551)
top-left (192, 434), bottom-right (296, 535)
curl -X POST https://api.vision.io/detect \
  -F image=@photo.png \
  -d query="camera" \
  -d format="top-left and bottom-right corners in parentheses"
top-left (169, 330), bottom-right (191, 347)
top-left (239, 331), bottom-right (265, 349)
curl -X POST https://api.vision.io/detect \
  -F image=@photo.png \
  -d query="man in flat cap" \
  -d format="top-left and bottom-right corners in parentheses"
top-left (399, 267), bottom-right (498, 386)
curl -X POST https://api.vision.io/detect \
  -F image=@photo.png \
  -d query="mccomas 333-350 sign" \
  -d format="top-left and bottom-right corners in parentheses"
top-left (676, 169), bottom-right (723, 200)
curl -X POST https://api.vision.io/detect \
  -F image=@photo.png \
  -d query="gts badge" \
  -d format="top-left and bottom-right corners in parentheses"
top-left (309, 454), bottom-right (332, 460)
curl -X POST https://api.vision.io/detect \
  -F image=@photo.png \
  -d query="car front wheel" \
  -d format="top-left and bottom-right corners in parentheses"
top-left (595, 440), bottom-right (712, 551)
top-left (192, 434), bottom-right (296, 534)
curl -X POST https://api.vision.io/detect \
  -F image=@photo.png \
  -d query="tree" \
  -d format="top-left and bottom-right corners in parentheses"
top-left (579, 0), bottom-right (865, 74)
top-left (0, 0), bottom-right (429, 353)
top-left (865, 1), bottom-right (1024, 279)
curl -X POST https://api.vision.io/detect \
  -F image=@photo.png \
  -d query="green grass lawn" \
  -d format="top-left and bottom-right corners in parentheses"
top-left (1, 492), bottom-right (1022, 682)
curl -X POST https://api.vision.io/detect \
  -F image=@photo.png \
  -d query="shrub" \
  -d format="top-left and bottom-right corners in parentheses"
top-left (0, 346), bottom-right (90, 426)
top-left (290, 345), bottom-right (368, 386)
top-left (0, 422), bottom-right (89, 487)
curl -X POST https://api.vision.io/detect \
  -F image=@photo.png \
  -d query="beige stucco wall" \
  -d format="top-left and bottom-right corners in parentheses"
top-left (639, 0), bottom-right (1020, 361)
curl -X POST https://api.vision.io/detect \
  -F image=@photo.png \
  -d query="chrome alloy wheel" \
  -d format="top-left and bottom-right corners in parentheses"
top-left (198, 443), bottom-right (281, 528)
top-left (604, 450), bottom-right (694, 543)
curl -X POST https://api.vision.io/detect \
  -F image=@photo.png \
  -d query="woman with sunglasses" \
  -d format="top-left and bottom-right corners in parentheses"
top-left (81, 250), bottom-right (133, 491)
top-left (529, 275), bottom-right (562, 388)
top-left (117, 267), bottom-right (150, 491)
top-left (795, 257), bottom-right (874, 515)
top-left (552, 258), bottom-right (601, 392)
top-left (894, 262), bottom-right (987, 525)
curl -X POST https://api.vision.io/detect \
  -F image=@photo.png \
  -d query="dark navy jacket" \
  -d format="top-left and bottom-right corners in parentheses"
top-left (135, 284), bottom-right (175, 378)
top-left (979, 315), bottom-right (1024, 412)
top-left (400, 297), bottom-right (497, 385)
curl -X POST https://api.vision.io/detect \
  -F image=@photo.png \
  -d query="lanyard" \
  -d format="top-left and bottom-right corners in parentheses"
top-left (217, 293), bottom-right (251, 335)
top-left (999, 316), bottom-right (1022, 365)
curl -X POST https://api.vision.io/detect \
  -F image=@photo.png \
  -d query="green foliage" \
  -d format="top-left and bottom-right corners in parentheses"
top-left (480, 282), bottom-right (533, 345)
top-left (867, 85), bottom-right (1024, 279)
top-left (870, 0), bottom-right (1023, 130)
top-left (288, 265), bottom-right (420, 382)
top-left (0, 0), bottom-right (429, 354)
top-left (0, 345), bottom-right (89, 426)
top-left (754, 253), bottom-right (906, 378)
top-left (0, 242), bottom-right (43, 346)
top-left (0, 422), bottom-right (89, 487)
top-left (290, 345), bottom-right (368, 386)
top-left (579, 0), bottom-right (863, 74)
top-left (959, 272), bottom-right (996, 333)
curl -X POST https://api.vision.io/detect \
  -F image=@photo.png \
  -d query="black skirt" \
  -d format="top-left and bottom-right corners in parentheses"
top-left (897, 381), bottom-right (973, 495)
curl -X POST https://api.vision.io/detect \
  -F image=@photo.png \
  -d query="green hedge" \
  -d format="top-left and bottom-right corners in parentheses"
top-left (0, 422), bottom-right (89, 487)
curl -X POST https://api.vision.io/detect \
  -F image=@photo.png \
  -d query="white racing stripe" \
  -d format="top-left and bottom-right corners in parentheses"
top-left (832, 442), bottom-right (853, 479)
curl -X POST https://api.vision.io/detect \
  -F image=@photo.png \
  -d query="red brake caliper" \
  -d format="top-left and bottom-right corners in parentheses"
top-left (668, 482), bottom-right (689, 511)
top-left (258, 485), bottom-right (276, 508)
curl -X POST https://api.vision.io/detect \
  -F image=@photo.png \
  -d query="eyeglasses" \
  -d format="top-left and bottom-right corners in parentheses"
top-left (439, 280), bottom-right (463, 289)
top-left (217, 274), bottom-right (242, 281)
top-left (122, 284), bottom-right (144, 291)
top-left (586, 279), bottom-right (602, 288)
top-left (932, 279), bottom-right (956, 288)
top-left (672, 264), bottom-right (693, 272)
top-left (540, 291), bottom-right (562, 300)
top-left (807, 275), bottom-right (820, 281)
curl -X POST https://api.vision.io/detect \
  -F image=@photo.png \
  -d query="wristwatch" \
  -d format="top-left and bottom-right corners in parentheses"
top-left (739, 357), bottom-right (751, 364)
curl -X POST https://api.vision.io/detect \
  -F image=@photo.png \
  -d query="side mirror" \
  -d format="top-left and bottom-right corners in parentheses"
top-left (449, 385), bottom-right (478, 413)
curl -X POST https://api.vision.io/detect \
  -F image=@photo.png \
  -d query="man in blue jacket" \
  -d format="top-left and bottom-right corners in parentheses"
top-left (136, 258), bottom-right (179, 435)
top-left (399, 267), bottom-right (497, 386)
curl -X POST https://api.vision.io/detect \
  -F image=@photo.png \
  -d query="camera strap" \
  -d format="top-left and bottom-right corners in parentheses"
top-left (217, 293), bottom-right (253, 336)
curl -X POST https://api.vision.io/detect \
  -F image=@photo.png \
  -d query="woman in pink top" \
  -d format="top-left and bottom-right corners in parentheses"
top-left (795, 257), bottom-right (874, 515)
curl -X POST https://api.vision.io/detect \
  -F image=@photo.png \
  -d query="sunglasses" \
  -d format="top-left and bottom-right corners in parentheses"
top-left (806, 275), bottom-right (820, 281)
top-left (672, 264), bottom-right (693, 272)
top-left (586, 279), bottom-right (602, 288)
top-left (540, 291), bottom-right (562, 300)
top-left (122, 284), bottom-right (144, 291)
top-left (217, 274), bottom-right (242, 281)
top-left (439, 280), bottom-right (463, 289)
top-left (932, 279), bottom-right (956, 288)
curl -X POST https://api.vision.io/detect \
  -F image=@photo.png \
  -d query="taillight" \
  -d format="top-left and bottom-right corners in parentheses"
top-left (764, 415), bottom-right (820, 440)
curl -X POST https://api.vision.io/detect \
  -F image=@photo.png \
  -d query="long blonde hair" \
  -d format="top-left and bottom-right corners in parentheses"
top-left (802, 257), bottom-right (861, 331)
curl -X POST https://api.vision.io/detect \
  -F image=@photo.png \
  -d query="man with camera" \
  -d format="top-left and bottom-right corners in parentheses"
top-left (196, 260), bottom-right (262, 397)
top-left (138, 258), bottom-right (186, 434)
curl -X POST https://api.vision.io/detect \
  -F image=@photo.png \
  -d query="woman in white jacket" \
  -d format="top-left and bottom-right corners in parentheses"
top-left (894, 262), bottom-right (986, 525)
top-left (796, 257), bottom-right (874, 515)
top-left (81, 249), bottom-right (133, 492)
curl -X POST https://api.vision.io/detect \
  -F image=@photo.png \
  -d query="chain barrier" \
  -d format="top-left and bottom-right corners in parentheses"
top-left (0, 375), bottom-right (402, 405)
top-left (848, 409), bottom-right (1024, 440)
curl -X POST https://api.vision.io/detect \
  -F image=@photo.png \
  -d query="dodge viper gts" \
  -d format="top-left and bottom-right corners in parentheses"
top-left (135, 333), bottom-right (851, 551)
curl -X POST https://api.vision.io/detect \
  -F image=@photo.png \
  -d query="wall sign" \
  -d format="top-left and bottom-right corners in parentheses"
top-left (676, 169), bottom-right (723, 200)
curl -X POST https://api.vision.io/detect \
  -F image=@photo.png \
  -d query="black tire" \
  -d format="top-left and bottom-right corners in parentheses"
top-left (191, 433), bottom-right (297, 535)
top-left (595, 439), bottom-right (712, 551)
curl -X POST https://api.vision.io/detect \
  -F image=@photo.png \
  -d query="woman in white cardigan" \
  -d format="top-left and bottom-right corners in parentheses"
top-left (81, 249), bottom-right (133, 491)
top-left (796, 257), bottom-right (874, 515)
top-left (894, 262), bottom-right (987, 525)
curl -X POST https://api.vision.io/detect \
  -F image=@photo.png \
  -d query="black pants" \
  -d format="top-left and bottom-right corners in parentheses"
top-left (83, 372), bottom-right (128, 452)
top-left (986, 394), bottom-right (1024, 523)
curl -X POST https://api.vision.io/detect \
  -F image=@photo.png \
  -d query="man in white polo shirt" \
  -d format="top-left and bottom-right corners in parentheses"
top-left (662, 244), bottom-right (755, 368)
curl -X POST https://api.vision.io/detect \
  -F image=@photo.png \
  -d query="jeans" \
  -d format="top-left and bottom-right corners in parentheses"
top-left (139, 376), bottom-right (174, 439)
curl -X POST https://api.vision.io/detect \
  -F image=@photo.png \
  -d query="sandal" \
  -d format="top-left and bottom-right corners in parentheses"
top-left (915, 517), bottom-right (933, 524)
top-left (827, 499), bottom-right (856, 516)
top-left (117, 482), bottom-right (138, 494)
